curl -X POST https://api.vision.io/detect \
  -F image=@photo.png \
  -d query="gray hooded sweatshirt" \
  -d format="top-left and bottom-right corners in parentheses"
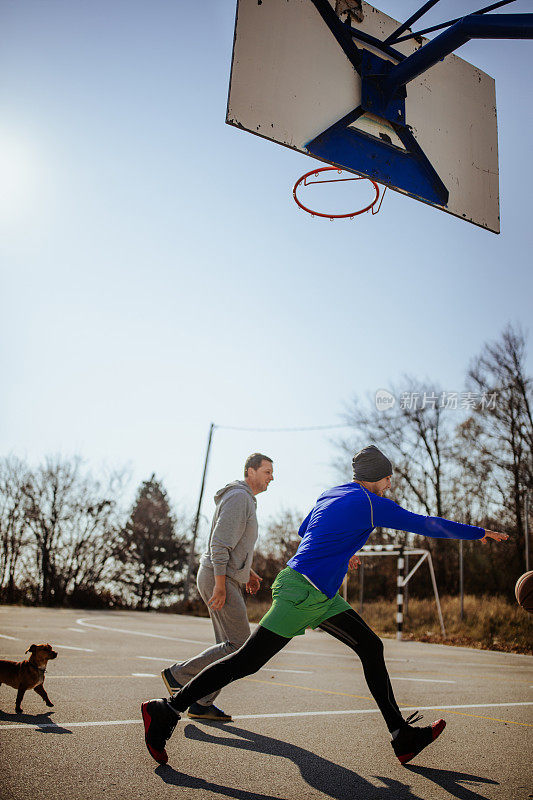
top-left (199, 480), bottom-right (258, 584)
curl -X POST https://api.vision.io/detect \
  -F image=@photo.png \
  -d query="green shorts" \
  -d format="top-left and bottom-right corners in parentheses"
top-left (259, 566), bottom-right (351, 638)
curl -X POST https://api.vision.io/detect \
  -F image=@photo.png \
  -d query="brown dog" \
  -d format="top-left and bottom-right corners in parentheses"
top-left (0, 643), bottom-right (58, 714)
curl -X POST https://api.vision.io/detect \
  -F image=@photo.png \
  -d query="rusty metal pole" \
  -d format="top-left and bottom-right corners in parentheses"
top-left (525, 494), bottom-right (530, 572)
top-left (183, 423), bottom-right (215, 603)
top-left (459, 538), bottom-right (464, 620)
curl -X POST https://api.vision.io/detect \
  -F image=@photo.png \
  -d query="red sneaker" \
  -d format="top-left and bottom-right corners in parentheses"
top-left (392, 712), bottom-right (446, 765)
top-left (141, 699), bottom-right (179, 764)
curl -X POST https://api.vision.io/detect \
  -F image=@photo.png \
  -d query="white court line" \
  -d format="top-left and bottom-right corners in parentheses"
top-left (132, 673), bottom-right (157, 677)
top-left (415, 660), bottom-right (533, 670)
top-left (54, 644), bottom-right (94, 652)
top-left (137, 655), bottom-right (173, 661)
top-left (67, 628), bottom-right (87, 633)
top-left (1, 701), bottom-right (532, 731)
top-left (135, 656), bottom-right (311, 674)
top-left (76, 618), bottom-right (208, 645)
top-left (390, 677), bottom-right (456, 684)
top-left (0, 633), bottom-right (19, 640)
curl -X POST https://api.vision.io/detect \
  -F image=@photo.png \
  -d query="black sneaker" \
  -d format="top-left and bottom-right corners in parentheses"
top-left (161, 668), bottom-right (183, 695)
top-left (187, 702), bottom-right (232, 722)
top-left (141, 698), bottom-right (180, 764)
top-left (392, 711), bottom-right (446, 766)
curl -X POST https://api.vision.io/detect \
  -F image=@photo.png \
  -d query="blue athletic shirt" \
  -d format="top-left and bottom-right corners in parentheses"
top-left (287, 483), bottom-right (484, 599)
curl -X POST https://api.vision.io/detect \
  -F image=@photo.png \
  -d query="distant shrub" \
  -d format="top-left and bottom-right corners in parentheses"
top-left (67, 586), bottom-right (124, 609)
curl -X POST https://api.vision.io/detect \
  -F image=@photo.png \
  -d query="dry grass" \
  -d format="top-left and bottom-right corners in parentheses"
top-left (246, 594), bottom-right (533, 655)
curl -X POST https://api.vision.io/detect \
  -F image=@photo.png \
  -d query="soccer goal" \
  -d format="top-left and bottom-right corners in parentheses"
top-left (344, 544), bottom-right (446, 639)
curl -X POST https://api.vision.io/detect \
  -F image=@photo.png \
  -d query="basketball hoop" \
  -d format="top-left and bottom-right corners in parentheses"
top-left (292, 166), bottom-right (386, 220)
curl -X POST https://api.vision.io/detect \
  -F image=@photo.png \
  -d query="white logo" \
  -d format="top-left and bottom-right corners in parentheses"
top-left (375, 389), bottom-right (396, 412)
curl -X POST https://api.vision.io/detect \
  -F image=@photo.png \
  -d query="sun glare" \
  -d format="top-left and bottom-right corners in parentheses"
top-left (0, 134), bottom-right (41, 224)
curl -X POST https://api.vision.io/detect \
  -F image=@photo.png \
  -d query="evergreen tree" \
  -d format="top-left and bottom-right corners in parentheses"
top-left (116, 475), bottom-right (187, 609)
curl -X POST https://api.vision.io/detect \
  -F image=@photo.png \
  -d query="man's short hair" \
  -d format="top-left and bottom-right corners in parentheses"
top-left (244, 453), bottom-right (273, 476)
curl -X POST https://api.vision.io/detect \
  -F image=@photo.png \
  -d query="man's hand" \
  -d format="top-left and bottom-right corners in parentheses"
top-left (246, 569), bottom-right (263, 595)
top-left (481, 529), bottom-right (509, 544)
top-left (348, 555), bottom-right (361, 571)
top-left (207, 575), bottom-right (227, 610)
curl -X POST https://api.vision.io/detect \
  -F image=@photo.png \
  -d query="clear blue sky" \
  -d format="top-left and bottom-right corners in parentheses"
top-left (1, 1), bottom-right (532, 543)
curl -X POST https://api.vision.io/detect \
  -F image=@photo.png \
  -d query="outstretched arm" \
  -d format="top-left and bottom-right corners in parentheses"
top-left (371, 494), bottom-right (481, 540)
top-left (370, 494), bottom-right (510, 544)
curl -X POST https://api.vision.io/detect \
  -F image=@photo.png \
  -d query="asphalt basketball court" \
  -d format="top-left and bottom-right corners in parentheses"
top-left (1, 605), bottom-right (532, 800)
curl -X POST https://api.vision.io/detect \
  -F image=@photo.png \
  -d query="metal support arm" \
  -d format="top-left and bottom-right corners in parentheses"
top-left (383, 14), bottom-right (533, 96)
top-left (384, 0), bottom-right (442, 45)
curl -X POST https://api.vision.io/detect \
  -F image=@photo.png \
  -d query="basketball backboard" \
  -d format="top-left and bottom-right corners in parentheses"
top-left (226, 0), bottom-right (500, 232)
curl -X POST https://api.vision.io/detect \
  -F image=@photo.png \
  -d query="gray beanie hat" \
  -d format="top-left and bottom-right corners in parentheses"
top-left (352, 445), bottom-right (393, 482)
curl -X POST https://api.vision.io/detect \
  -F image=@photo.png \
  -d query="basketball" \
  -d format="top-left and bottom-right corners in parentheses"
top-left (514, 571), bottom-right (533, 613)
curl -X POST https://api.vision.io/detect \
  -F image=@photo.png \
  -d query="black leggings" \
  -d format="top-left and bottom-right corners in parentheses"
top-left (169, 609), bottom-right (404, 732)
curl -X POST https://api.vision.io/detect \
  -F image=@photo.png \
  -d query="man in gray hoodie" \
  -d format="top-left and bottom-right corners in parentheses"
top-left (161, 453), bottom-right (274, 720)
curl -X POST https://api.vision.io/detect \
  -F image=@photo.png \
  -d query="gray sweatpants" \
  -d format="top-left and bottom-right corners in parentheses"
top-left (169, 564), bottom-right (251, 706)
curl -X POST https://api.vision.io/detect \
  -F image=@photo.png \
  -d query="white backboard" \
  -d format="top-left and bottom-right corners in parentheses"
top-left (226, 0), bottom-right (500, 232)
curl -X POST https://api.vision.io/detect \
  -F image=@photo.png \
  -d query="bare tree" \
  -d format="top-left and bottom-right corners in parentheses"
top-left (449, 416), bottom-right (497, 525)
top-left (0, 457), bottom-right (31, 602)
top-left (21, 456), bottom-right (124, 605)
top-left (56, 470), bottom-right (126, 604)
top-left (339, 378), bottom-right (454, 517)
top-left (467, 324), bottom-right (533, 569)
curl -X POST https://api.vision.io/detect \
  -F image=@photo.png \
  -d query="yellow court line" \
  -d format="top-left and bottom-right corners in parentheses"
top-left (277, 663), bottom-right (533, 686)
top-left (432, 708), bottom-right (533, 728)
top-left (244, 677), bottom-right (372, 701)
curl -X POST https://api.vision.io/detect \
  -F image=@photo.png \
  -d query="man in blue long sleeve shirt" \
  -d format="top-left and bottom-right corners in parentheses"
top-left (142, 445), bottom-right (508, 767)
top-left (288, 465), bottom-right (485, 599)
